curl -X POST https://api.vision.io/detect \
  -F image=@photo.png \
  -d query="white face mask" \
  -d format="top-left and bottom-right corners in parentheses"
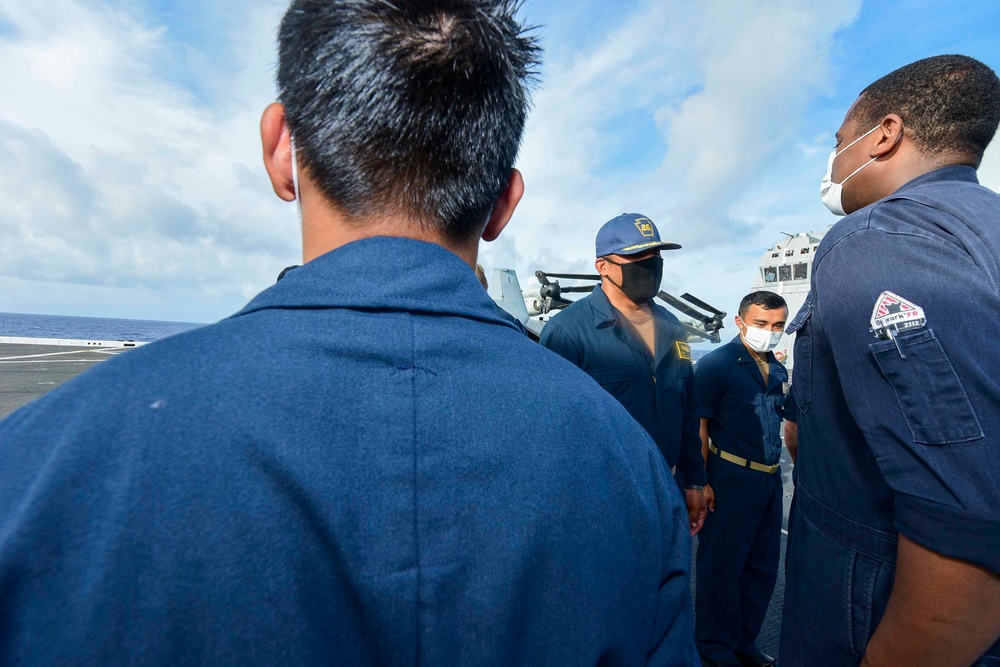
top-left (819, 124), bottom-right (881, 216)
top-left (741, 321), bottom-right (782, 354)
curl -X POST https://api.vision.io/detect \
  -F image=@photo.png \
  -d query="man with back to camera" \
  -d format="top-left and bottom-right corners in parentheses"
top-left (693, 291), bottom-right (794, 667)
top-left (0, 2), bottom-right (701, 664)
top-left (780, 55), bottom-right (1000, 666)
top-left (540, 213), bottom-right (708, 536)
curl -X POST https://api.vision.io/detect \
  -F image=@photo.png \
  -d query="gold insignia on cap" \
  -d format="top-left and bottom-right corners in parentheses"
top-left (634, 218), bottom-right (655, 238)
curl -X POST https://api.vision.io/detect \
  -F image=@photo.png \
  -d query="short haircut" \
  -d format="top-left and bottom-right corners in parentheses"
top-left (849, 55), bottom-right (1000, 161)
top-left (739, 291), bottom-right (787, 319)
top-left (277, 0), bottom-right (540, 242)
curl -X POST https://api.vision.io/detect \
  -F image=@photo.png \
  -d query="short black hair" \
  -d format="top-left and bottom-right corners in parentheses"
top-left (277, 0), bottom-right (540, 242)
top-left (848, 55), bottom-right (1000, 161)
top-left (739, 291), bottom-right (787, 319)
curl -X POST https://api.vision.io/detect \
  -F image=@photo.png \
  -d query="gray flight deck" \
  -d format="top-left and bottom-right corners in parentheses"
top-left (0, 341), bottom-right (795, 658)
top-left (0, 343), bottom-right (131, 419)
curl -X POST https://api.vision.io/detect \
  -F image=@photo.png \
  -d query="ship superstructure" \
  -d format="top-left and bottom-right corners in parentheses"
top-left (750, 226), bottom-right (831, 376)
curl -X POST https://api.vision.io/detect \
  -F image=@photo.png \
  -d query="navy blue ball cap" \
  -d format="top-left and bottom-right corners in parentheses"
top-left (595, 213), bottom-right (682, 257)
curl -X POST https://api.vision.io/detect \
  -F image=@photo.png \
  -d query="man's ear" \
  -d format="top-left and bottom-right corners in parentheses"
top-left (482, 168), bottom-right (524, 242)
top-left (871, 113), bottom-right (904, 158)
top-left (595, 257), bottom-right (608, 277)
top-left (261, 102), bottom-right (296, 202)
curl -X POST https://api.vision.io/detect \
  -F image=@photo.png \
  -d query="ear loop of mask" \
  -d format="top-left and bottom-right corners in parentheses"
top-left (834, 125), bottom-right (880, 185)
top-left (290, 138), bottom-right (303, 228)
top-left (838, 124), bottom-right (905, 186)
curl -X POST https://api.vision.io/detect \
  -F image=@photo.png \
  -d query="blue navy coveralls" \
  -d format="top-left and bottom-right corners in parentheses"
top-left (0, 237), bottom-right (699, 666)
top-left (540, 286), bottom-right (708, 490)
top-left (780, 166), bottom-right (1000, 665)
top-left (694, 336), bottom-right (790, 660)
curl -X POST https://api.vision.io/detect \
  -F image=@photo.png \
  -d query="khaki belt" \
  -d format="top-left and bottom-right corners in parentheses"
top-left (709, 443), bottom-right (779, 474)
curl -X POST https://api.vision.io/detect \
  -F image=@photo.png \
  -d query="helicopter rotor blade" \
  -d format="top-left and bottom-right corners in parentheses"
top-left (680, 292), bottom-right (726, 317)
top-left (657, 291), bottom-right (712, 323)
top-left (542, 272), bottom-right (600, 280)
top-left (560, 285), bottom-right (596, 293)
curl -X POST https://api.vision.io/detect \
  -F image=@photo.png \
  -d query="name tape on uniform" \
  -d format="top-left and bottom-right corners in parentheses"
top-left (869, 291), bottom-right (926, 339)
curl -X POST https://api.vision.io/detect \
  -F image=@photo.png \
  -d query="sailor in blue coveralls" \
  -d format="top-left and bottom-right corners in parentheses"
top-left (541, 213), bottom-right (709, 536)
top-left (780, 55), bottom-right (1000, 666)
top-left (0, 3), bottom-right (702, 665)
top-left (694, 292), bottom-right (792, 667)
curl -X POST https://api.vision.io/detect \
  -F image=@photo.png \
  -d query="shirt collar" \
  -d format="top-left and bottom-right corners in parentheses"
top-left (230, 236), bottom-right (520, 332)
top-left (894, 165), bottom-right (979, 193)
top-left (728, 335), bottom-right (752, 364)
top-left (588, 284), bottom-right (619, 326)
top-left (587, 284), bottom-right (675, 328)
top-left (727, 334), bottom-right (775, 364)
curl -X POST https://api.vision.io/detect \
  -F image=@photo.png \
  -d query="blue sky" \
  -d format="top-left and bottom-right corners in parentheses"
top-left (1, 0), bottom-right (998, 326)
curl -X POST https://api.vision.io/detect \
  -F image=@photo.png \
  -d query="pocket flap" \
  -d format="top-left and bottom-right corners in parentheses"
top-left (871, 328), bottom-right (983, 445)
top-left (589, 367), bottom-right (633, 386)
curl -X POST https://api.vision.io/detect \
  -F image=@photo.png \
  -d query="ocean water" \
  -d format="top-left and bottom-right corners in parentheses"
top-left (0, 312), bottom-right (207, 343)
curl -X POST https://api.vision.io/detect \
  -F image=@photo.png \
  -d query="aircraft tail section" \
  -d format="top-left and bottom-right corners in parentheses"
top-left (489, 269), bottom-right (531, 326)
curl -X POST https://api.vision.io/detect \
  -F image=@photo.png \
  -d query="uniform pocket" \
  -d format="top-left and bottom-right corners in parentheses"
top-left (871, 328), bottom-right (983, 444)
top-left (847, 551), bottom-right (895, 658)
top-left (721, 392), bottom-right (756, 405)
top-left (588, 367), bottom-right (635, 405)
top-left (764, 394), bottom-right (785, 462)
top-left (672, 359), bottom-right (692, 392)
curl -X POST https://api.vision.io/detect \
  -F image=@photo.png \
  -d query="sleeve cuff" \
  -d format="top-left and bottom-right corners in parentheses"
top-left (895, 493), bottom-right (1000, 574)
top-left (678, 463), bottom-right (707, 488)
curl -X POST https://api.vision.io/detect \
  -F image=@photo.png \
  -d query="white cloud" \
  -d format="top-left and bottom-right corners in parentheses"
top-left (0, 0), bottom-right (295, 321)
top-left (487, 0), bottom-right (862, 318)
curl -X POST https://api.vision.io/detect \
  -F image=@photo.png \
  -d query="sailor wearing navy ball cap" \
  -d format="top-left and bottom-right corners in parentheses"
top-left (542, 212), bottom-right (709, 536)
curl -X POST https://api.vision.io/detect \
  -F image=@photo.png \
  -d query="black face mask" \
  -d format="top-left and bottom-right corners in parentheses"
top-left (604, 255), bottom-right (663, 305)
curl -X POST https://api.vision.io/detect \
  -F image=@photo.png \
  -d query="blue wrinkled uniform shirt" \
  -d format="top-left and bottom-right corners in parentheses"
top-left (780, 166), bottom-right (1000, 665)
top-left (539, 287), bottom-right (707, 488)
top-left (0, 237), bottom-right (698, 666)
top-left (695, 336), bottom-right (789, 465)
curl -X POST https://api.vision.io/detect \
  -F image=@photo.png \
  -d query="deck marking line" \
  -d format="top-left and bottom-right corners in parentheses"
top-left (0, 350), bottom-right (111, 361)
top-left (0, 359), bottom-right (103, 364)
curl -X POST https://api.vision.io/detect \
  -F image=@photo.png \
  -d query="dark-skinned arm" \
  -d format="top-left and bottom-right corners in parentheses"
top-left (783, 420), bottom-right (798, 463)
top-left (699, 418), bottom-right (715, 512)
top-left (861, 534), bottom-right (1000, 667)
